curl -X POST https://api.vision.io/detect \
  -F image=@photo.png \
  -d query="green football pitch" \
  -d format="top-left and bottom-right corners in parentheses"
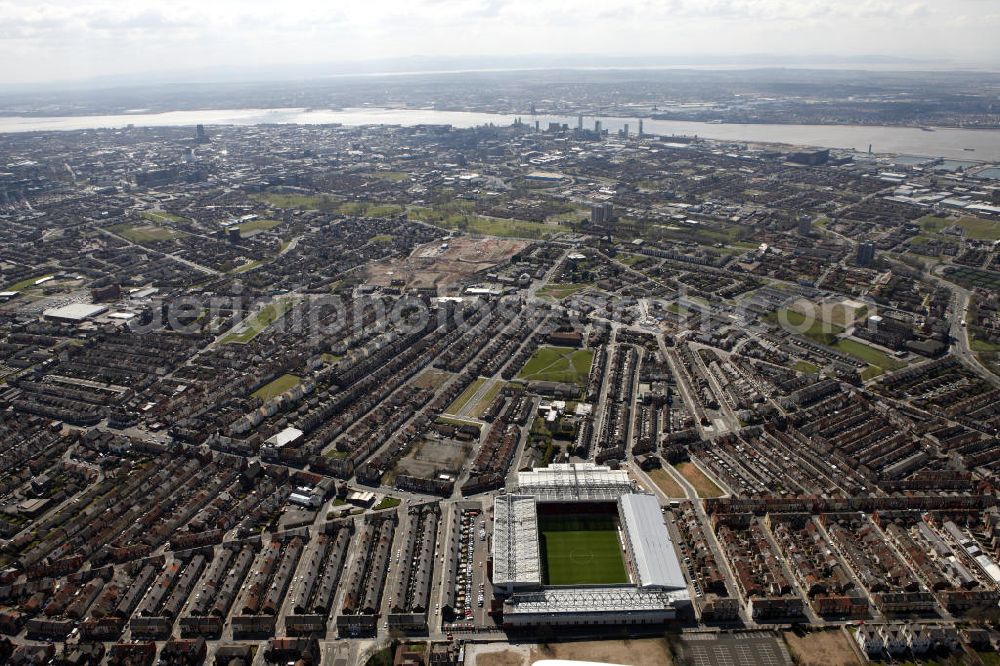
top-left (538, 514), bottom-right (629, 585)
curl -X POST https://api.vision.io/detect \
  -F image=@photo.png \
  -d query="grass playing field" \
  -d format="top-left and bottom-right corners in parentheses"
top-left (251, 373), bottom-right (301, 401)
top-left (517, 346), bottom-right (594, 386)
top-left (538, 514), bottom-right (629, 586)
top-left (111, 223), bottom-right (185, 243)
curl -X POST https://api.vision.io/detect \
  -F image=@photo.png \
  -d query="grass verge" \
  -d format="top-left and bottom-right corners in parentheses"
top-left (373, 497), bottom-right (401, 511)
top-left (221, 298), bottom-right (295, 344)
top-left (646, 468), bottom-right (686, 498)
top-left (538, 283), bottom-right (592, 300)
top-left (831, 338), bottom-right (906, 372)
top-left (3, 273), bottom-right (56, 291)
top-left (444, 378), bottom-right (485, 415)
top-left (674, 462), bottom-right (724, 498)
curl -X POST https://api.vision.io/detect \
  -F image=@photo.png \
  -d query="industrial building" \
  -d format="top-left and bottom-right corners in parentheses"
top-left (42, 303), bottom-right (109, 323)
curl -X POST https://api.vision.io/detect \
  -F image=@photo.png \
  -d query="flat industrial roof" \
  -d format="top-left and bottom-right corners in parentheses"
top-left (266, 426), bottom-right (303, 447)
top-left (42, 303), bottom-right (109, 321)
top-left (619, 494), bottom-right (687, 590)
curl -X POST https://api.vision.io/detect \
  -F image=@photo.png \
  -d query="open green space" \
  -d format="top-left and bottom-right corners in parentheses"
top-left (469, 380), bottom-right (505, 418)
top-left (252, 192), bottom-right (330, 210)
top-left (111, 223), bottom-right (185, 243)
top-left (251, 374), bottom-right (301, 401)
top-left (373, 496), bottom-right (401, 511)
top-left (3, 273), bottom-right (56, 292)
top-left (860, 365), bottom-right (885, 381)
top-left (978, 651), bottom-right (1000, 666)
top-left (408, 203), bottom-right (558, 239)
top-left (919, 214), bottom-right (1000, 241)
top-left (141, 210), bottom-right (187, 224)
top-left (338, 202), bottom-right (404, 217)
top-left (667, 302), bottom-right (691, 316)
top-left (517, 346), bottom-right (594, 386)
top-left (831, 338), bottom-right (906, 373)
top-left (455, 214), bottom-right (557, 239)
top-left (766, 308), bottom-right (844, 345)
top-left (538, 513), bottom-right (629, 586)
top-left (674, 462), bottom-right (724, 498)
top-left (369, 234), bottom-right (393, 243)
top-left (412, 368), bottom-right (451, 389)
top-left (544, 204), bottom-right (590, 226)
top-left (237, 219), bottom-right (282, 232)
top-left (537, 282), bottom-right (592, 300)
top-left (971, 338), bottom-right (1000, 353)
top-left (943, 266), bottom-right (1000, 292)
top-left (646, 220), bottom-right (752, 247)
top-left (444, 377), bottom-right (485, 415)
top-left (793, 360), bottom-right (820, 374)
top-left (645, 468), bottom-right (686, 498)
top-left (373, 171), bottom-right (409, 182)
top-left (221, 297), bottom-right (295, 344)
top-left (230, 259), bottom-right (263, 274)
top-left (253, 193), bottom-right (403, 217)
top-left (616, 253), bottom-right (647, 266)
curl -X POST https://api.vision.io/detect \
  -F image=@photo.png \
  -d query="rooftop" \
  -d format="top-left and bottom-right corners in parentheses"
top-left (619, 494), bottom-right (687, 590)
top-left (42, 303), bottom-right (109, 322)
top-left (492, 495), bottom-right (541, 589)
top-left (513, 463), bottom-right (633, 502)
top-left (504, 585), bottom-right (689, 615)
top-left (265, 426), bottom-right (303, 448)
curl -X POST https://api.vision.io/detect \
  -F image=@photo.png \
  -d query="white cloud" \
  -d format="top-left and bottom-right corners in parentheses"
top-left (0, 0), bottom-right (997, 83)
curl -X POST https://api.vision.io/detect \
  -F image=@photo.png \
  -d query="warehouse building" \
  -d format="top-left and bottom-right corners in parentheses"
top-left (42, 303), bottom-right (109, 323)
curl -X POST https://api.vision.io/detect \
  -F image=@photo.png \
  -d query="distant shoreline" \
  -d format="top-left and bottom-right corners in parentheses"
top-left (0, 107), bottom-right (998, 161)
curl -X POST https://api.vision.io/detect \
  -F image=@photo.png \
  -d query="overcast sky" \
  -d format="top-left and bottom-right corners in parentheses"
top-left (2, 0), bottom-right (999, 85)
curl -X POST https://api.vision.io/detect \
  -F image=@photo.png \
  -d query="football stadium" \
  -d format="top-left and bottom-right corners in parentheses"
top-left (491, 463), bottom-right (691, 628)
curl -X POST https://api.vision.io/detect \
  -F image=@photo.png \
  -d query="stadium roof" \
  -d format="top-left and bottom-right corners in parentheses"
top-left (504, 585), bottom-right (688, 615)
top-left (619, 494), bottom-right (687, 590)
top-left (492, 495), bottom-right (541, 589)
top-left (514, 463), bottom-right (633, 502)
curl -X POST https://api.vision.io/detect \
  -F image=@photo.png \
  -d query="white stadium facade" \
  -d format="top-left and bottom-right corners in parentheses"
top-left (491, 463), bottom-right (691, 628)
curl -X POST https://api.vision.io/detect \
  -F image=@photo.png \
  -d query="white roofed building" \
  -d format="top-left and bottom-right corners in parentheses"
top-left (493, 495), bottom-right (541, 594)
top-left (42, 303), bottom-right (109, 323)
top-left (512, 462), bottom-right (633, 502)
top-left (618, 494), bottom-right (687, 590)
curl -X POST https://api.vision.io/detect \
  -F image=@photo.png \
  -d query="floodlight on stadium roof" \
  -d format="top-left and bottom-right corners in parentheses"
top-left (513, 462), bottom-right (633, 502)
top-left (504, 585), bottom-right (688, 614)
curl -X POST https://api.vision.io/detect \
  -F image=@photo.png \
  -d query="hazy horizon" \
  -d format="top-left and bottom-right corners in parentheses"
top-left (2, 0), bottom-right (1000, 86)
